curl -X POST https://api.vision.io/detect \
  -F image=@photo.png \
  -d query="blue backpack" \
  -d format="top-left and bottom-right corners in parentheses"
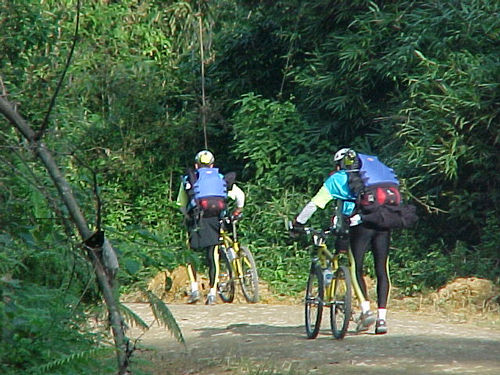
top-left (348, 154), bottom-right (418, 229)
top-left (357, 154), bottom-right (399, 187)
top-left (349, 154), bottom-right (401, 207)
top-left (189, 167), bottom-right (227, 217)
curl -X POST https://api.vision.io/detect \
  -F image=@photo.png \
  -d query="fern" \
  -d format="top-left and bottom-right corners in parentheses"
top-left (119, 302), bottom-right (149, 330)
top-left (143, 289), bottom-right (185, 346)
top-left (29, 347), bottom-right (113, 374)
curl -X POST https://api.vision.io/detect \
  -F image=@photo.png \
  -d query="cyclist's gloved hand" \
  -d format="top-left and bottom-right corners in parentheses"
top-left (349, 214), bottom-right (362, 226)
top-left (231, 208), bottom-right (243, 221)
top-left (289, 219), bottom-right (306, 238)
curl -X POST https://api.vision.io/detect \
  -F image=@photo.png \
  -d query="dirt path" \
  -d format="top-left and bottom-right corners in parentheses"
top-left (126, 302), bottom-right (500, 375)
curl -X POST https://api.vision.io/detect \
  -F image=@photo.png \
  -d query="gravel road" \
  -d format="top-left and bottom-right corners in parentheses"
top-left (126, 302), bottom-right (500, 375)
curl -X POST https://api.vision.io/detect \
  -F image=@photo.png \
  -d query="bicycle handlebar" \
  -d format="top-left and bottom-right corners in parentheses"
top-left (222, 214), bottom-right (243, 242)
top-left (288, 220), bottom-right (335, 238)
top-left (223, 214), bottom-right (242, 225)
top-left (303, 227), bottom-right (333, 237)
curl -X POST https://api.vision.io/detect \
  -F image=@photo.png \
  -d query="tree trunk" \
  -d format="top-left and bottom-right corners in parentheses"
top-left (0, 96), bottom-right (129, 374)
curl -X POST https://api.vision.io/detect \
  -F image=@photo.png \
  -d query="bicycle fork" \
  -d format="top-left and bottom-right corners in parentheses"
top-left (323, 255), bottom-right (339, 307)
top-left (228, 242), bottom-right (241, 278)
top-left (230, 242), bottom-right (252, 281)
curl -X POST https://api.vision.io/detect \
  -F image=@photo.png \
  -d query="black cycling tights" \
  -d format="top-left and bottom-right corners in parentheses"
top-left (188, 245), bottom-right (217, 289)
top-left (350, 224), bottom-right (391, 308)
top-left (205, 245), bottom-right (217, 288)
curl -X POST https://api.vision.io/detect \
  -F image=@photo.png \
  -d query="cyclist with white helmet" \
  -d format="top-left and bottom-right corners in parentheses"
top-left (177, 150), bottom-right (245, 305)
top-left (290, 147), bottom-right (391, 334)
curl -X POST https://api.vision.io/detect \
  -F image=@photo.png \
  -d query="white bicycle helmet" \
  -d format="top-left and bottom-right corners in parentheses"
top-left (194, 150), bottom-right (215, 166)
top-left (334, 148), bottom-right (357, 169)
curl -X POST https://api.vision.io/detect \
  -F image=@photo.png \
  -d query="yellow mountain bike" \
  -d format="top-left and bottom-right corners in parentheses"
top-left (290, 223), bottom-right (353, 339)
top-left (216, 215), bottom-right (259, 303)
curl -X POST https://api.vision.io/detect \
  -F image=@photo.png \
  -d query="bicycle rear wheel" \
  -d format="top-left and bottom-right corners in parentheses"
top-left (330, 265), bottom-right (352, 339)
top-left (238, 245), bottom-right (259, 303)
top-left (217, 246), bottom-right (235, 303)
top-left (305, 263), bottom-right (324, 339)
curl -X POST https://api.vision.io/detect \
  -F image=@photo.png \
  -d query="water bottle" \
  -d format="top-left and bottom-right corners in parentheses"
top-left (323, 269), bottom-right (333, 286)
top-left (227, 247), bottom-right (237, 262)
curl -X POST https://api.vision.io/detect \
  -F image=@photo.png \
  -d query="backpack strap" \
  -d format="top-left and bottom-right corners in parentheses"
top-left (187, 168), bottom-right (197, 186)
top-left (185, 168), bottom-right (197, 198)
top-left (347, 170), bottom-right (364, 197)
top-left (224, 171), bottom-right (236, 189)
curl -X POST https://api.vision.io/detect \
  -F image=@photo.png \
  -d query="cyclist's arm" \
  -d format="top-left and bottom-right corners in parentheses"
top-left (296, 170), bottom-right (358, 224)
top-left (228, 183), bottom-right (245, 208)
top-left (176, 180), bottom-right (189, 214)
top-left (296, 186), bottom-right (332, 224)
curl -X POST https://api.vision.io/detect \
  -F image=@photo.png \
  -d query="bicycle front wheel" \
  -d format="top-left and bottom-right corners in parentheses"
top-left (217, 246), bottom-right (235, 303)
top-left (330, 265), bottom-right (352, 339)
top-left (305, 263), bottom-right (324, 339)
top-left (238, 245), bottom-right (259, 303)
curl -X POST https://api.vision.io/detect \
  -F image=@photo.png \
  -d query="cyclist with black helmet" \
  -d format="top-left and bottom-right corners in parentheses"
top-left (290, 148), bottom-right (390, 334)
top-left (177, 150), bottom-right (245, 305)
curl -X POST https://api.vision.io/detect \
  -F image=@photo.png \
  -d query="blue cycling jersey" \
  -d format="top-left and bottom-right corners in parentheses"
top-left (322, 171), bottom-right (356, 215)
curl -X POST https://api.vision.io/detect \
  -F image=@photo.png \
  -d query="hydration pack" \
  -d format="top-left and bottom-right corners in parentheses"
top-left (188, 167), bottom-right (227, 217)
top-left (349, 154), bottom-right (401, 207)
top-left (349, 154), bottom-right (418, 229)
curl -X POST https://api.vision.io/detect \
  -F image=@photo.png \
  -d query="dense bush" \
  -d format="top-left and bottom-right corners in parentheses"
top-left (0, 279), bottom-right (114, 374)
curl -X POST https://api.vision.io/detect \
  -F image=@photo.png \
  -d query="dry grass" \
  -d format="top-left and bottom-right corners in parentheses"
top-left (122, 266), bottom-right (302, 305)
top-left (388, 277), bottom-right (500, 325)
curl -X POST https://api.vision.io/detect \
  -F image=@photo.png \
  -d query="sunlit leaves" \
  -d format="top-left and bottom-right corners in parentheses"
top-left (231, 93), bottom-right (331, 187)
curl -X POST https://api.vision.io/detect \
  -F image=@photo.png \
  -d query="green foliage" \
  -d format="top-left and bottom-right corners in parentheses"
top-left (0, 278), bottom-right (114, 375)
top-left (0, 149), bottom-right (95, 297)
top-left (31, 347), bottom-right (114, 375)
top-left (231, 93), bottom-right (334, 187)
top-left (390, 230), bottom-right (500, 295)
top-left (111, 224), bottom-right (185, 291)
top-left (225, 0), bottom-right (500, 295)
top-left (144, 289), bottom-right (185, 345)
top-left (478, 213), bottom-right (500, 264)
top-left (209, 4), bottom-right (289, 101)
top-left (120, 303), bottom-right (150, 331)
top-left (394, 1), bottom-right (500, 246)
top-left (2, 3), bottom-right (500, 374)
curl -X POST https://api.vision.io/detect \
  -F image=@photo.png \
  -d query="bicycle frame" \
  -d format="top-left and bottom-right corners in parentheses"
top-left (309, 227), bottom-right (369, 306)
top-left (300, 226), bottom-right (355, 339)
top-left (215, 216), bottom-right (259, 303)
top-left (218, 218), bottom-right (243, 278)
top-left (308, 229), bottom-right (345, 304)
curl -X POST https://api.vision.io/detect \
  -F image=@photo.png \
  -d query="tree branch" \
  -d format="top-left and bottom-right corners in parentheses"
top-left (0, 95), bottom-right (129, 374)
top-left (35, 0), bottom-right (81, 140)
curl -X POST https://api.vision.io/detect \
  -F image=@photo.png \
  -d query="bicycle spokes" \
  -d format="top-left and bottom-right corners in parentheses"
top-left (238, 246), bottom-right (259, 303)
top-left (305, 264), bottom-right (324, 339)
top-left (330, 265), bottom-right (352, 339)
top-left (217, 248), bottom-right (235, 303)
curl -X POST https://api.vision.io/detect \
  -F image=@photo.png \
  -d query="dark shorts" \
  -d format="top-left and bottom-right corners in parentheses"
top-left (188, 216), bottom-right (221, 249)
top-left (335, 234), bottom-right (350, 252)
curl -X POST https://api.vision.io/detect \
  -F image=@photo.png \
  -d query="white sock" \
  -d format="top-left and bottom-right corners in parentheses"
top-left (361, 300), bottom-right (371, 313)
top-left (378, 308), bottom-right (387, 320)
top-left (208, 287), bottom-right (216, 297)
top-left (190, 282), bottom-right (198, 292)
